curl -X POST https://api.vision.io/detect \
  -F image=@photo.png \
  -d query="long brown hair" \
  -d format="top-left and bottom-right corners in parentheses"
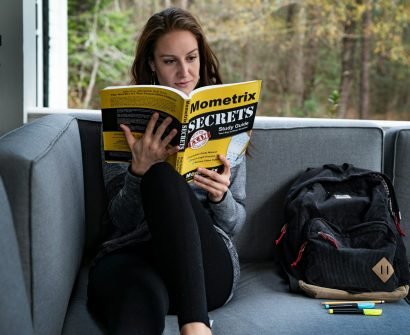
top-left (130, 7), bottom-right (222, 87)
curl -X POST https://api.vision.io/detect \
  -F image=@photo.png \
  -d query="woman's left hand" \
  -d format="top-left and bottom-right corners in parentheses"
top-left (193, 155), bottom-right (231, 202)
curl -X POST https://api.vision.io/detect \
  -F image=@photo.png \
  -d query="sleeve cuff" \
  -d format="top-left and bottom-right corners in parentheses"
top-left (207, 191), bottom-right (227, 204)
top-left (126, 165), bottom-right (143, 184)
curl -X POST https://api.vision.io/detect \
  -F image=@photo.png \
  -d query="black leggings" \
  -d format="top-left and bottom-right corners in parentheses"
top-left (87, 163), bottom-right (234, 334)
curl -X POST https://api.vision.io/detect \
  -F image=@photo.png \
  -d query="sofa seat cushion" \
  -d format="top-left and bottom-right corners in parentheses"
top-left (206, 262), bottom-right (410, 335)
top-left (63, 262), bottom-right (410, 335)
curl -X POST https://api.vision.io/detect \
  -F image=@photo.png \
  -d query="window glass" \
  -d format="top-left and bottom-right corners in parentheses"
top-left (67, 0), bottom-right (410, 120)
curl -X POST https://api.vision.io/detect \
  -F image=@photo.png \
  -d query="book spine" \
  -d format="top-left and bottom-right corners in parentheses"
top-left (175, 152), bottom-right (184, 174)
top-left (177, 99), bottom-right (190, 175)
top-left (178, 124), bottom-right (188, 150)
top-left (183, 100), bottom-right (190, 123)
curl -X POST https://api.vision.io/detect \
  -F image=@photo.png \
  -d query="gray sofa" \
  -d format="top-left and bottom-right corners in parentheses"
top-left (1, 113), bottom-right (409, 335)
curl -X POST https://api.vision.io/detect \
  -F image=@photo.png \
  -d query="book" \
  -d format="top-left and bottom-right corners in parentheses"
top-left (100, 80), bottom-right (262, 182)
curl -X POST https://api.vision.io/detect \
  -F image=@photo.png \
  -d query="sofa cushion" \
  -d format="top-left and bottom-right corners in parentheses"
top-left (0, 176), bottom-right (33, 334)
top-left (76, 118), bottom-right (108, 260)
top-left (57, 114), bottom-right (410, 335)
top-left (237, 117), bottom-right (384, 262)
top-left (63, 262), bottom-right (410, 335)
top-left (209, 262), bottom-right (410, 335)
top-left (0, 115), bottom-right (85, 335)
top-left (62, 267), bottom-right (105, 335)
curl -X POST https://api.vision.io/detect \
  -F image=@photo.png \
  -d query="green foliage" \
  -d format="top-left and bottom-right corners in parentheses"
top-left (68, 0), bottom-right (137, 107)
top-left (303, 98), bottom-right (319, 117)
top-left (328, 90), bottom-right (340, 117)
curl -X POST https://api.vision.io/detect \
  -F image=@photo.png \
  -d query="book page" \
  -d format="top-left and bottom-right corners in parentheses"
top-left (101, 85), bottom-right (186, 162)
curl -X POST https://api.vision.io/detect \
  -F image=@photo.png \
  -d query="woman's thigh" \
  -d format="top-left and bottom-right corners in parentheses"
top-left (141, 163), bottom-right (234, 311)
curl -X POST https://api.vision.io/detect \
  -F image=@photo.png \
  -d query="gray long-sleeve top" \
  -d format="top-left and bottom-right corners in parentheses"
top-left (97, 155), bottom-right (247, 301)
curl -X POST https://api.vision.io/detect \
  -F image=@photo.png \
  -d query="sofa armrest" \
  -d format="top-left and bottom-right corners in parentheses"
top-left (0, 114), bottom-right (85, 335)
top-left (0, 176), bottom-right (33, 334)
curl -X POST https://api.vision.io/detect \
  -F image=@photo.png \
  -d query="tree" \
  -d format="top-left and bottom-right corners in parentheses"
top-left (337, 4), bottom-right (358, 118)
top-left (359, 0), bottom-right (371, 119)
top-left (68, 0), bottom-right (146, 108)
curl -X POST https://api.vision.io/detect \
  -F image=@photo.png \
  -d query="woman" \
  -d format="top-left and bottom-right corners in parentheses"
top-left (87, 7), bottom-right (246, 335)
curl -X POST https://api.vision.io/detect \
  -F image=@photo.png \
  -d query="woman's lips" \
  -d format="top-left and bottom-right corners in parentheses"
top-left (175, 81), bottom-right (191, 88)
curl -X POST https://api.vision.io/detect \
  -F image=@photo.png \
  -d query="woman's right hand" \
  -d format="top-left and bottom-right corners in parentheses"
top-left (121, 113), bottom-right (179, 176)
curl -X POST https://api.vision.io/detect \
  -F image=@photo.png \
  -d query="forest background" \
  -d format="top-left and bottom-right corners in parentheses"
top-left (68, 0), bottom-right (410, 120)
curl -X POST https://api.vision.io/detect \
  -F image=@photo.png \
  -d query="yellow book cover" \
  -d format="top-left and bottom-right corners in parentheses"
top-left (101, 80), bottom-right (262, 182)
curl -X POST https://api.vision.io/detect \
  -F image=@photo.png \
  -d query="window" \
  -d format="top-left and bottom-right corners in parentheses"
top-left (65, 0), bottom-right (410, 120)
top-left (22, 0), bottom-right (410, 121)
top-left (37, 0), bottom-right (68, 108)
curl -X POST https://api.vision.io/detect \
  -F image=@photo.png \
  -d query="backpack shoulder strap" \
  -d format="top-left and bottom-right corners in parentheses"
top-left (376, 172), bottom-right (404, 235)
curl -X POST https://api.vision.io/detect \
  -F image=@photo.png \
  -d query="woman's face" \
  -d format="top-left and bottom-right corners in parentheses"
top-left (150, 30), bottom-right (200, 95)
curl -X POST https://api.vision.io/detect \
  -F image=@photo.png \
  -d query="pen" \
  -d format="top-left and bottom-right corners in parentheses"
top-left (328, 308), bottom-right (382, 316)
top-left (324, 302), bottom-right (375, 309)
top-left (321, 300), bottom-right (385, 305)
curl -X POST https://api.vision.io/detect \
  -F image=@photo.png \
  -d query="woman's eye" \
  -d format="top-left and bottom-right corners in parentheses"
top-left (163, 59), bottom-right (175, 64)
top-left (187, 55), bottom-right (198, 62)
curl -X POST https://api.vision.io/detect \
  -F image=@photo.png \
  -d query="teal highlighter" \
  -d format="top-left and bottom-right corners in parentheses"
top-left (324, 302), bottom-right (375, 309)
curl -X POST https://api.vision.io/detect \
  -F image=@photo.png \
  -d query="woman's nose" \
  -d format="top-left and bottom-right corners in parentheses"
top-left (178, 61), bottom-right (189, 76)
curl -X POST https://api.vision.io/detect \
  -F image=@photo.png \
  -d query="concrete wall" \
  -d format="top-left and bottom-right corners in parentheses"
top-left (0, 0), bottom-right (37, 136)
top-left (0, 0), bottom-right (24, 135)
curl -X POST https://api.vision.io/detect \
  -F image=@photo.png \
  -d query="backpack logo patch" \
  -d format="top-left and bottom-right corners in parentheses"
top-left (372, 257), bottom-right (394, 283)
top-left (333, 194), bottom-right (352, 199)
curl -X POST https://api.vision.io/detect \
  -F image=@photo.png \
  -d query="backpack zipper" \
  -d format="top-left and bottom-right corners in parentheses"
top-left (290, 231), bottom-right (339, 268)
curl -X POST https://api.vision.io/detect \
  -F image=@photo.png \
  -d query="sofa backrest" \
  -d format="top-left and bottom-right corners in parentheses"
top-left (235, 117), bottom-right (385, 262)
top-left (71, 114), bottom-right (410, 266)
top-left (74, 116), bottom-right (109, 260)
top-left (0, 176), bottom-right (33, 334)
top-left (69, 114), bottom-right (390, 263)
top-left (0, 115), bottom-right (85, 335)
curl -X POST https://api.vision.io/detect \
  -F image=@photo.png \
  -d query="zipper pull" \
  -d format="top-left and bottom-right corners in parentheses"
top-left (275, 223), bottom-right (287, 245)
top-left (318, 232), bottom-right (340, 249)
top-left (394, 212), bottom-right (405, 236)
top-left (291, 241), bottom-right (307, 267)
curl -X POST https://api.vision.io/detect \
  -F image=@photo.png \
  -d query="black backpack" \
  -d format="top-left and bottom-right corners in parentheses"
top-left (275, 163), bottom-right (410, 297)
